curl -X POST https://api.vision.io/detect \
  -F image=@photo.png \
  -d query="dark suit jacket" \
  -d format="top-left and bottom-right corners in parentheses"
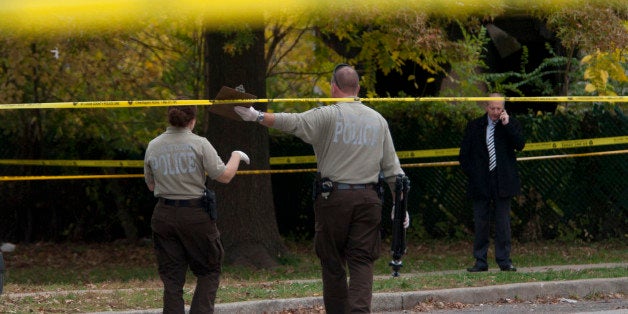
top-left (459, 113), bottom-right (525, 199)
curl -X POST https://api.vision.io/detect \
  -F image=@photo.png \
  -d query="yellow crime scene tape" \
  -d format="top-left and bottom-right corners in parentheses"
top-left (0, 159), bottom-right (144, 168)
top-left (1, 96), bottom-right (628, 110)
top-left (0, 96), bottom-right (625, 180)
top-left (270, 136), bottom-right (628, 164)
top-left (1, 150), bottom-right (625, 181)
top-left (0, 137), bottom-right (625, 181)
top-left (0, 1), bottom-right (618, 37)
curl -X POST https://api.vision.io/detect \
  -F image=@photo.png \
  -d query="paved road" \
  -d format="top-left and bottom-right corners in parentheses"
top-left (422, 298), bottom-right (627, 313)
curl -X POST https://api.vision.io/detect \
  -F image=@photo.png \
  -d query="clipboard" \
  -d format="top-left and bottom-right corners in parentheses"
top-left (208, 86), bottom-right (258, 121)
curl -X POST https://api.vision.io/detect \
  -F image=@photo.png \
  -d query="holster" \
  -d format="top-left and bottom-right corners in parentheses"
top-left (312, 172), bottom-right (333, 201)
top-left (375, 172), bottom-right (386, 201)
top-left (202, 188), bottom-right (217, 220)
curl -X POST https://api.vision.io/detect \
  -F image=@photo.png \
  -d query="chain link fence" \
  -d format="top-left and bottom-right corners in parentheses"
top-left (270, 102), bottom-right (627, 242)
top-left (0, 101), bottom-right (626, 242)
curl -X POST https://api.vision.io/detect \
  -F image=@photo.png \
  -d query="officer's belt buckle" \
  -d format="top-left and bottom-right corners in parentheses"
top-left (335, 183), bottom-right (374, 190)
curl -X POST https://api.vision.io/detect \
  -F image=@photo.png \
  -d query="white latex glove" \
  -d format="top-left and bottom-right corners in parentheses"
top-left (233, 150), bottom-right (250, 164)
top-left (234, 106), bottom-right (259, 122)
top-left (391, 206), bottom-right (410, 229)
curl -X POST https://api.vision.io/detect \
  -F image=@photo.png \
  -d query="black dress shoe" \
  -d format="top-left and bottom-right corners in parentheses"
top-left (500, 265), bottom-right (517, 271)
top-left (467, 265), bottom-right (488, 272)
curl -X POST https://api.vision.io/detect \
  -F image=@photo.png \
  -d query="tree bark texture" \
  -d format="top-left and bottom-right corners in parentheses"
top-left (203, 29), bottom-right (287, 268)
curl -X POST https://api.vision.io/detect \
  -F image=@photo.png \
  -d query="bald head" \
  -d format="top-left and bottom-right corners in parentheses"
top-left (331, 64), bottom-right (360, 96)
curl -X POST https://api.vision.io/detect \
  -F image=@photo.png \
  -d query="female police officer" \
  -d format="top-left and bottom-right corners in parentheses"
top-left (144, 105), bottom-right (249, 313)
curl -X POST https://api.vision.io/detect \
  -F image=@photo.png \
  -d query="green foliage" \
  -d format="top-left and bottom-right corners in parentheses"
top-left (440, 20), bottom-right (490, 98)
top-left (0, 31), bottom-right (179, 155)
top-left (264, 14), bottom-right (335, 110)
top-left (311, 9), bottom-right (455, 97)
top-left (483, 46), bottom-right (578, 96)
top-left (0, 31), bottom-right (181, 242)
top-left (581, 49), bottom-right (628, 96)
top-left (217, 26), bottom-right (259, 56)
top-left (265, 1), bottom-right (628, 102)
top-left (544, 1), bottom-right (628, 53)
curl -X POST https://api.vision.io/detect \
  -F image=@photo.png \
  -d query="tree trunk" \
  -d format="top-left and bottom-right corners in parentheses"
top-left (202, 28), bottom-right (286, 269)
top-left (106, 176), bottom-right (139, 243)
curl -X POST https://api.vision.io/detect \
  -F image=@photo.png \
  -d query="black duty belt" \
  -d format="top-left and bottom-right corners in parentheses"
top-left (335, 183), bottom-right (375, 190)
top-left (160, 198), bottom-right (203, 207)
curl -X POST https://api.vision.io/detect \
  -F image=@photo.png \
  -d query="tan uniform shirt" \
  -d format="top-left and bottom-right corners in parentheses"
top-left (273, 101), bottom-right (403, 184)
top-left (144, 126), bottom-right (226, 199)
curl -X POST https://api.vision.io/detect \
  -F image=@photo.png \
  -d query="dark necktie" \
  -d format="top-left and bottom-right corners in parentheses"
top-left (488, 121), bottom-right (496, 171)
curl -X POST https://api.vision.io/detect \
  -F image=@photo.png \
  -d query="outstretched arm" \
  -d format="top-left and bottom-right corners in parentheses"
top-left (234, 106), bottom-right (276, 127)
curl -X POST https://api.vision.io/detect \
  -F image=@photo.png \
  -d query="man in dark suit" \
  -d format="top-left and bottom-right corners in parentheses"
top-left (459, 93), bottom-right (525, 272)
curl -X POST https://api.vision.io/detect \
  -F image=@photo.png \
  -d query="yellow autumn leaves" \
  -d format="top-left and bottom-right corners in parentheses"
top-left (581, 49), bottom-right (628, 96)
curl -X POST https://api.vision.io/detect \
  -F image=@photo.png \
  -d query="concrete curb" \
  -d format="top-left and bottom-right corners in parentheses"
top-left (214, 277), bottom-right (628, 313)
top-left (370, 277), bottom-right (627, 312)
top-left (87, 277), bottom-right (627, 313)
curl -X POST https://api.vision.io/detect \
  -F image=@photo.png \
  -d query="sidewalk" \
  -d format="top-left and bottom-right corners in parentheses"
top-left (85, 263), bottom-right (627, 314)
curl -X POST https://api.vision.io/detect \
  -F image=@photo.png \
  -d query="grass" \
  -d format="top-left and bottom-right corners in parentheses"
top-left (0, 239), bottom-right (626, 312)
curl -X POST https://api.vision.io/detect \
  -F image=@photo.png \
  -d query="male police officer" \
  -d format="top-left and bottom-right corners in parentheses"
top-left (234, 64), bottom-right (408, 313)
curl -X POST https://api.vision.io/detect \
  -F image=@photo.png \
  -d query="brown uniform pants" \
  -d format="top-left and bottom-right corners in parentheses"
top-left (151, 200), bottom-right (224, 314)
top-left (314, 188), bottom-right (382, 313)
